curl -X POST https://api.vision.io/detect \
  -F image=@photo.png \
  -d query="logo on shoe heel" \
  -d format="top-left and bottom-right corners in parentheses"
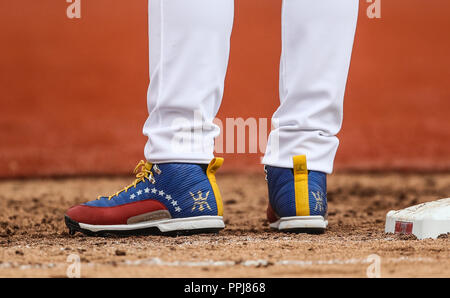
top-left (311, 191), bottom-right (325, 213)
top-left (190, 191), bottom-right (212, 212)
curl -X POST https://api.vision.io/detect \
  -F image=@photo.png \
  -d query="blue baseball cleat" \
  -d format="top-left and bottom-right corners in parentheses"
top-left (265, 155), bottom-right (328, 233)
top-left (65, 158), bottom-right (225, 236)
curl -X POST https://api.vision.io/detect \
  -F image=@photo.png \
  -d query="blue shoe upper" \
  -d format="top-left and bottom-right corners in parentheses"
top-left (83, 163), bottom-right (220, 219)
top-left (265, 165), bottom-right (327, 218)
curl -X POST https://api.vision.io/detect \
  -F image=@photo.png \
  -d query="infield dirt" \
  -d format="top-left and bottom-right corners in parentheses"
top-left (0, 172), bottom-right (449, 277)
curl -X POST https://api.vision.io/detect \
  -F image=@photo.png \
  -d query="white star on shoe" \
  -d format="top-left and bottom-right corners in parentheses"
top-left (171, 200), bottom-right (178, 206)
top-left (159, 190), bottom-right (165, 196)
top-left (175, 207), bottom-right (181, 212)
top-left (165, 195), bottom-right (172, 201)
top-left (136, 190), bottom-right (143, 196)
top-left (130, 194), bottom-right (136, 200)
top-left (144, 187), bottom-right (150, 193)
top-left (151, 188), bottom-right (157, 194)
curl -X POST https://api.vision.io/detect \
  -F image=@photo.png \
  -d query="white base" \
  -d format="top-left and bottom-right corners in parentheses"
top-left (270, 216), bottom-right (328, 230)
top-left (79, 216), bottom-right (225, 233)
top-left (385, 198), bottom-right (450, 239)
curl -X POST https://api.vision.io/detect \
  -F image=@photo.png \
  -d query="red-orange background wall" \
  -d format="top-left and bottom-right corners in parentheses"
top-left (1, 0), bottom-right (449, 177)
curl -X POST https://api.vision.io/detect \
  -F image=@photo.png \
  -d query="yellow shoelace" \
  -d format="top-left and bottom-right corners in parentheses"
top-left (99, 160), bottom-right (156, 200)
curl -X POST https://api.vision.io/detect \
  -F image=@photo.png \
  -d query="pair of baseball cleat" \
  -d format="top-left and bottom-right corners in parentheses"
top-left (65, 155), bottom-right (328, 236)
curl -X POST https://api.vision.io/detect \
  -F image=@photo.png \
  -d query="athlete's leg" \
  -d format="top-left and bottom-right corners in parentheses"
top-left (263, 0), bottom-right (359, 173)
top-left (144, 0), bottom-right (234, 164)
top-left (263, 0), bottom-right (358, 232)
top-left (64, 1), bottom-right (234, 236)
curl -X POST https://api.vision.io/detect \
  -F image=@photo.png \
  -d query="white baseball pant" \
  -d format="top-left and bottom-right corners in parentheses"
top-left (143, 0), bottom-right (359, 173)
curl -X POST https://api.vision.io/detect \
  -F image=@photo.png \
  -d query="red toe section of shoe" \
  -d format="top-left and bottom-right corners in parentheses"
top-left (266, 204), bottom-right (279, 224)
top-left (65, 200), bottom-right (168, 225)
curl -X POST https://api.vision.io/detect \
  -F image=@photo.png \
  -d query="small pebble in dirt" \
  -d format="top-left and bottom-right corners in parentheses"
top-left (397, 234), bottom-right (418, 241)
top-left (437, 233), bottom-right (449, 239)
top-left (15, 250), bottom-right (24, 256)
top-left (115, 250), bottom-right (126, 256)
top-left (226, 199), bottom-right (237, 205)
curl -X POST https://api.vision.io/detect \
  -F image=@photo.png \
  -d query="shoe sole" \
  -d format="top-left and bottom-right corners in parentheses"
top-left (65, 215), bottom-right (225, 237)
top-left (269, 216), bottom-right (328, 234)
